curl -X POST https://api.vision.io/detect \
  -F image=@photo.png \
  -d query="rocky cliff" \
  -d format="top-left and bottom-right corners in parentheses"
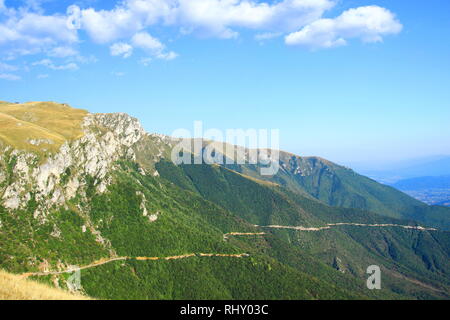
top-left (0, 104), bottom-right (147, 223)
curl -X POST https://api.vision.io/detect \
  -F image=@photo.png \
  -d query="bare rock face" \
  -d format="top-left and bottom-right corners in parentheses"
top-left (94, 113), bottom-right (146, 148)
top-left (1, 151), bottom-right (36, 210)
top-left (0, 112), bottom-right (147, 221)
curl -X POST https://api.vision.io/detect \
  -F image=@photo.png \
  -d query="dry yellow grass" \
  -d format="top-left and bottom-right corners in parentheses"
top-left (0, 270), bottom-right (91, 300)
top-left (0, 101), bottom-right (87, 153)
top-left (0, 113), bottom-right (66, 152)
top-left (221, 166), bottom-right (280, 187)
top-left (235, 171), bottom-right (280, 187)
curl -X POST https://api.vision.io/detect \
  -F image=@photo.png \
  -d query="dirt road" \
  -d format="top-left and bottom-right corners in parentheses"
top-left (256, 222), bottom-right (437, 232)
top-left (21, 222), bottom-right (436, 279)
top-left (21, 253), bottom-right (250, 278)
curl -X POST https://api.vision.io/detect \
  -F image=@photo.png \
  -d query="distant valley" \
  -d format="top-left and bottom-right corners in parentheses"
top-left (350, 156), bottom-right (450, 206)
top-left (390, 176), bottom-right (450, 207)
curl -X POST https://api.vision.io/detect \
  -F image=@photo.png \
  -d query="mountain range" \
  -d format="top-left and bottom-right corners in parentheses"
top-left (1, 101), bottom-right (450, 300)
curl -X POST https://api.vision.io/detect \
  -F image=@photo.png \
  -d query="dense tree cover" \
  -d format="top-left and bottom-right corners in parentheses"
top-left (0, 203), bottom-right (108, 273)
top-left (217, 156), bottom-right (450, 230)
top-left (157, 161), bottom-right (450, 299)
top-left (2, 160), bottom-right (450, 299)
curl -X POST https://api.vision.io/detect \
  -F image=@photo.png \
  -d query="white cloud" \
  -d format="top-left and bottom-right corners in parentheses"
top-left (174, 0), bottom-right (334, 38)
top-left (0, 0), bottom-right (403, 64)
top-left (131, 31), bottom-right (178, 60)
top-left (37, 73), bottom-right (49, 79)
top-left (74, 54), bottom-right (98, 64)
top-left (0, 73), bottom-right (21, 81)
top-left (48, 46), bottom-right (78, 58)
top-left (20, 14), bottom-right (76, 42)
top-left (0, 62), bottom-right (18, 71)
top-left (110, 42), bottom-right (133, 58)
top-left (79, 7), bottom-right (140, 44)
top-left (32, 58), bottom-right (79, 70)
top-left (157, 51), bottom-right (178, 60)
top-left (285, 6), bottom-right (403, 49)
top-left (255, 32), bottom-right (282, 42)
top-left (5, 12), bottom-right (77, 44)
top-left (132, 32), bottom-right (164, 52)
top-left (56, 62), bottom-right (79, 70)
top-left (0, 3), bottom-right (78, 58)
top-left (72, 0), bottom-right (335, 42)
top-left (139, 57), bottom-right (152, 66)
top-left (0, 24), bottom-right (20, 44)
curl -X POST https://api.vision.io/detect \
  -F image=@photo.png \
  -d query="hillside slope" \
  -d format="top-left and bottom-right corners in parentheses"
top-left (1, 101), bottom-right (449, 300)
top-left (0, 102), bottom-right (87, 154)
top-left (0, 270), bottom-right (89, 300)
top-left (203, 147), bottom-right (450, 230)
top-left (155, 161), bottom-right (450, 298)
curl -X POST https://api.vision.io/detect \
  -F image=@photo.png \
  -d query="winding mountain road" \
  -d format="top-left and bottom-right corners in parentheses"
top-left (21, 253), bottom-right (250, 278)
top-left (21, 222), bottom-right (437, 279)
top-left (223, 232), bottom-right (267, 240)
top-left (255, 222), bottom-right (437, 232)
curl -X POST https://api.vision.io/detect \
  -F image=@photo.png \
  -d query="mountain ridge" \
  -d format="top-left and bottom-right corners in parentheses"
top-left (1, 100), bottom-right (450, 300)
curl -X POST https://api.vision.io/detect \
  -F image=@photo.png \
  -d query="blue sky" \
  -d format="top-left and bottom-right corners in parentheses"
top-left (1, 0), bottom-right (450, 167)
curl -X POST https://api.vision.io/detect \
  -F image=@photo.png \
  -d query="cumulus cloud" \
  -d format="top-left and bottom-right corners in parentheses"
top-left (285, 6), bottom-right (402, 49)
top-left (132, 32), bottom-right (164, 51)
top-left (0, 0), bottom-right (403, 67)
top-left (70, 0), bottom-right (335, 41)
top-left (63, 1), bottom-right (402, 54)
top-left (174, 0), bottom-right (334, 38)
top-left (110, 42), bottom-right (133, 58)
top-left (77, 7), bottom-right (142, 43)
top-left (131, 32), bottom-right (178, 60)
top-left (2, 13), bottom-right (77, 45)
top-left (32, 58), bottom-right (79, 70)
top-left (0, 3), bottom-right (78, 60)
